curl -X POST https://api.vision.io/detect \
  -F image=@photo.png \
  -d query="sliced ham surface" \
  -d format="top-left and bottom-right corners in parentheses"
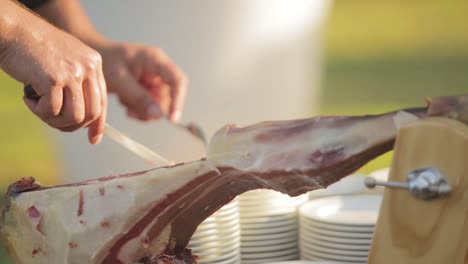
top-left (1, 95), bottom-right (467, 264)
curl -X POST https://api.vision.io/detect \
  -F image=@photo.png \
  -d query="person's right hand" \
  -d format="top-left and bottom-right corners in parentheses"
top-left (0, 3), bottom-right (107, 144)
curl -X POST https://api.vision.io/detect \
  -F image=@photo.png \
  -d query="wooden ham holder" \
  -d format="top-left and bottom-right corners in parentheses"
top-left (368, 117), bottom-right (468, 264)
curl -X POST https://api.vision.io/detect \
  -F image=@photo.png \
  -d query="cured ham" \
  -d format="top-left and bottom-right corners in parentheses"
top-left (1, 95), bottom-right (467, 264)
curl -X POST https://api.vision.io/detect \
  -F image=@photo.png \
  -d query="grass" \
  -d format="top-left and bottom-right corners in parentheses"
top-left (0, 74), bottom-right (60, 188)
top-left (320, 55), bottom-right (468, 174)
top-left (325, 0), bottom-right (468, 61)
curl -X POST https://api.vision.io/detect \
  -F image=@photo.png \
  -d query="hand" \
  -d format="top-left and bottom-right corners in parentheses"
top-left (93, 41), bottom-right (188, 122)
top-left (0, 6), bottom-right (107, 144)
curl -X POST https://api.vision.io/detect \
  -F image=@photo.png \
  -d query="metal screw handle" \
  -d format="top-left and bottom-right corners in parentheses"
top-left (365, 177), bottom-right (408, 190)
top-left (364, 167), bottom-right (451, 200)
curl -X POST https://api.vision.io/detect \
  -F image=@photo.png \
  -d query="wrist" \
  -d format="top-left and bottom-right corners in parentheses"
top-left (78, 32), bottom-right (113, 51)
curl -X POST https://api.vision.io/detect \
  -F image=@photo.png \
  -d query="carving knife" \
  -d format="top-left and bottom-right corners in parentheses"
top-left (103, 123), bottom-right (171, 165)
top-left (23, 84), bottom-right (171, 166)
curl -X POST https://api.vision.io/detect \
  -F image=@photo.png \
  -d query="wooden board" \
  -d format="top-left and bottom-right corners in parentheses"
top-left (368, 117), bottom-right (468, 264)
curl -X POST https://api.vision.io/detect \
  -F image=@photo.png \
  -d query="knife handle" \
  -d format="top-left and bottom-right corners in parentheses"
top-left (24, 84), bottom-right (41, 101)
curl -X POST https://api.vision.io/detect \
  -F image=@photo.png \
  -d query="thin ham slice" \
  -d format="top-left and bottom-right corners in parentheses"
top-left (1, 95), bottom-right (467, 264)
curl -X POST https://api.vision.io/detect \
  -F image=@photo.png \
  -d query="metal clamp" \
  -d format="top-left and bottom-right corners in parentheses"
top-left (364, 167), bottom-right (451, 200)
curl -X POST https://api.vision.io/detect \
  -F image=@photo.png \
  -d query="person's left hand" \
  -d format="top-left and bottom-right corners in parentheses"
top-left (93, 41), bottom-right (188, 122)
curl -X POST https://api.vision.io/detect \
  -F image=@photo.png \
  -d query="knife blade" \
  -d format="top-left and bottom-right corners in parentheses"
top-left (23, 84), bottom-right (171, 166)
top-left (104, 124), bottom-right (171, 165)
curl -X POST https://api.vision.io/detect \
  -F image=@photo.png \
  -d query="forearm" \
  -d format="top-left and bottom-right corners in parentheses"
top-left (34, 0), bottom-right (109, 47)
top-left (0, 0), bottom-right (16, 55)
top-left (0, 0), bottom-right (47, 70)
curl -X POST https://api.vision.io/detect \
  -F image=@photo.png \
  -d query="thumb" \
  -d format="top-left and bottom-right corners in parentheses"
top-left (115, 72), bottom-right (163, 120)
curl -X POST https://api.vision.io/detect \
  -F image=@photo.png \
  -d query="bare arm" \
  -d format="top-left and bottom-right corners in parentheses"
top-left (35, 0), bottom-right (188, 122)
top-left (34, 0), bottom-right (107, 46)
top-left (0, 0), bottom-right (107, 144)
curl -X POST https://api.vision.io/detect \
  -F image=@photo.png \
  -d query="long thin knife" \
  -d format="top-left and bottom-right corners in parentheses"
top-left (23, 84), bottom-right (171, 166)
top-left (104, 124), bottom-right (171, 166)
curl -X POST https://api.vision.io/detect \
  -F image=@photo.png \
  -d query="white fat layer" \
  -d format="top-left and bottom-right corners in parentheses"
top-left (208, 114), bottom-right (407, 172)
top-left (1, 161), bottom-right (215, 264)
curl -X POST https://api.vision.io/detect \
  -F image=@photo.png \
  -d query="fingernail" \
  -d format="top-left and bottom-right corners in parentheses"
top-left (93, 133), bottom-right (103, 145)
top-left (147, 104), bottom-right (163, 119)
top-left (171, 110), bottom-right (181, 123)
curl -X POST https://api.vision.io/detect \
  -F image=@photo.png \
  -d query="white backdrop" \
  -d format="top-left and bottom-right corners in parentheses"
top-left (48, 0), bottom-right (332, 182)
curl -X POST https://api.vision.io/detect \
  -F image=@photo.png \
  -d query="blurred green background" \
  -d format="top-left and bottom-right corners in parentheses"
top-left (0, 0), bottom-right (467, 262)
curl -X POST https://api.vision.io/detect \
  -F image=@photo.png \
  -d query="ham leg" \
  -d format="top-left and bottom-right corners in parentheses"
top-left (1, 95), bottom-right (467, 264)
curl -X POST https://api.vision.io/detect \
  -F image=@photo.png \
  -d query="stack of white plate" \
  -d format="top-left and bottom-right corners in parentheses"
top-left (299, 194), bottom-right (382, 263)
top-left (308, 174), bottom-right (366, 200)
top-left (239, 190), bottom-right (308, 263)
top-left (271, 261), bottom-right (344, 264)
top-left (188, 199), bottom-right (241, 264)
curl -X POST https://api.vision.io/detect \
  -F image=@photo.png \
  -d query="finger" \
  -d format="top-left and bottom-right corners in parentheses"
top-left (48, 83), bottom-right (85, 128)
top-left (127, 109), bottom-right (139, 119)
top-left (23, 97), bottom-right (38, 115)
top-left (126, 109), bottom-right (151, 121)
top-left (81, 78), bottom-right (103, 144)
top-left (164, 62), bottom-right (188, 123)
top-left (145, 56), bottom-right (188, 123)
top-left (117, 71), bottom-right (163, 120)
top-left (142, 76), bottom-right (171, 114)
top-left (34, 84), bottom-right (63, 119)
top-left (89, 65), bottom-right (108, 144)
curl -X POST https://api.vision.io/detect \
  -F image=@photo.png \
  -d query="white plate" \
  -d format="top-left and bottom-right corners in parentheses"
top-left (240, 209), bottom-right (298, 217)
top-left (301, 224), bottom-right (373, 239)
top-left (190, 239), bottom-right (239, 252)
top-left (197, 222), bottom-right (239, 231)
top-left (199, 255), bottom-right (240, 264)
top-left (192, 224), bottom-right (239, 238)
top-left (300, 236), bottom-right (370, 251)
top-left (299, 232), bottom-right (372, 245)
top-left (201, 212), bottom-right (240, 224)
top-left (300, 247), bottom-right (368, 263)
top-left (190, 230), bottom-right (240, 245)
top-left (242, 218), bottom-right (296, 230)
top-left (241, 240), bottom-right (297, 253)
top-left (198, 252), bottom-right (240, 264)
top-left (240, 204), bottom-right (298, 212)
top-left (195, 224), bottom-right (240, 234)
top-left (241, 247), bottom-right (298, 259)
top-left (240, 213), bottom-right (296, 224)
top-left (270, 261), bottom-right (343, 264)
top-left (241, 230), bottom-right (297, 241)
top-left (299, 217), bottom-right (374, 233)
top-left (196, 219), bottom-right (239, 232)
top-left (300, 195), bottom-right (382, 226)
top-left (241, 235), bottom-right (297, 247)
top-left (196, 249), bottom-right (239, 262)
top-left (301, 243), bottom-right (368, 257)
top-left (193, 242), bottom-right (240, 258)
top-left (241, 253), bottom-right (298, 264)
top-left (209, 205), bottom-right (239, 216)
top-left (241, 224), bottom-right (297, 235)
top-left (308, 174), bottom-right (366, 198)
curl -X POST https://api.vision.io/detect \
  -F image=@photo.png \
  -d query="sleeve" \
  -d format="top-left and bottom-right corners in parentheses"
top-left (17, 0), bottom-right (51, 9)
